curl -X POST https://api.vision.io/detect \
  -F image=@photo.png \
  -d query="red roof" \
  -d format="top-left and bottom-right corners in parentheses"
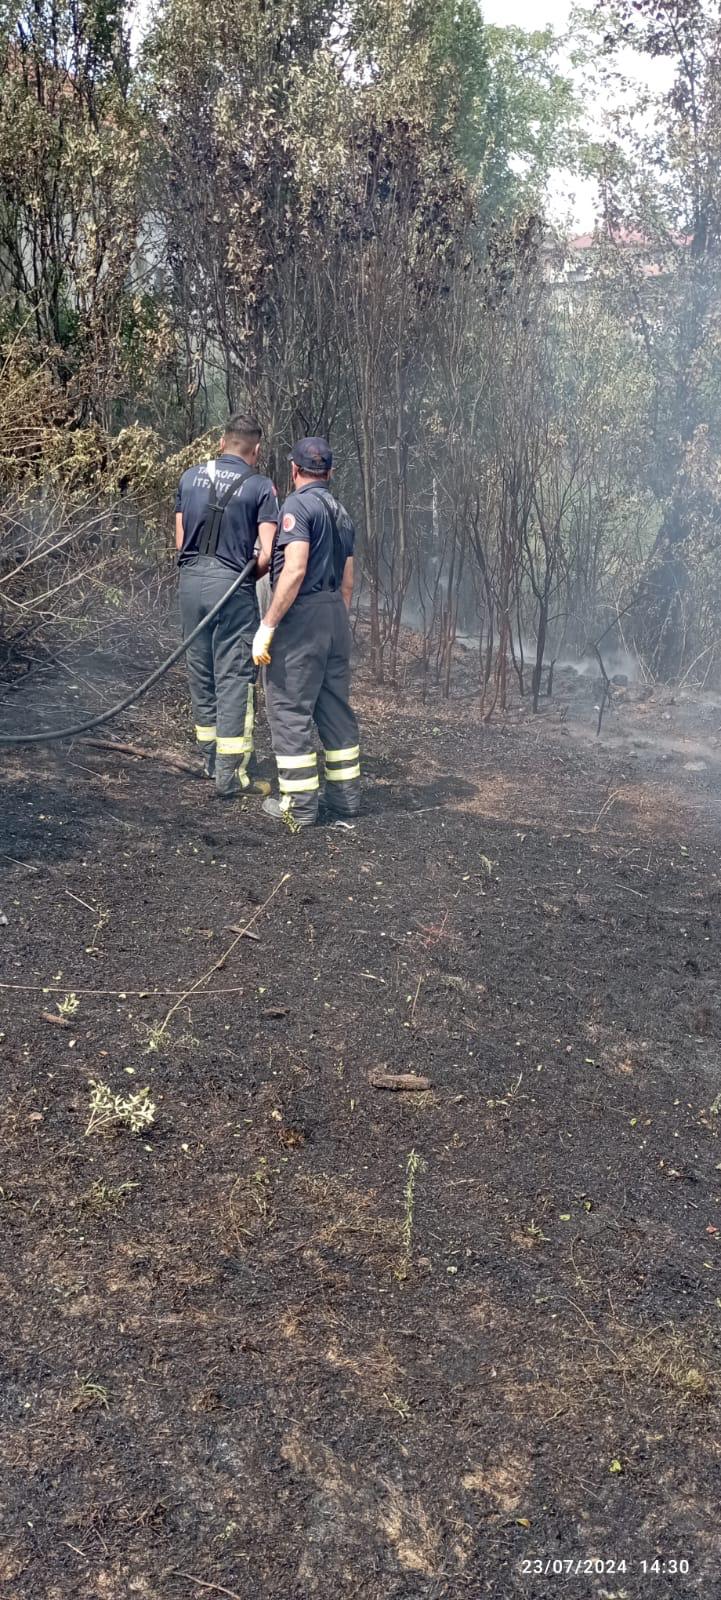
top-left (569, 229), bottom-right (691, 250)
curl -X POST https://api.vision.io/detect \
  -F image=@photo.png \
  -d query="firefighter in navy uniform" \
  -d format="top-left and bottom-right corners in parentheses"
top-left (252, 437), bottom-right (360, 827)
top-left (175, 414), bottom-right (279, 797)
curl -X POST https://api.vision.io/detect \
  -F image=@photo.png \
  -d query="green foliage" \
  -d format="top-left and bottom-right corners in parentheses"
top-left (85, 1078), bottom-right (156, 1136)
top-left (588, 3), bottom-right (721, 671)
top-left (397, 1148), bottom-right (426, 1281)
top-left (482, 25), bottom-right (583, 209)
top-left (1, 0), bottom-right (719, 688)
top-left (0, 0), bottom-right (144, 415)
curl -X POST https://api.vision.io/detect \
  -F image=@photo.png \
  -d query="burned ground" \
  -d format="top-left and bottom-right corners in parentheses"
top-left (1, 642), bottom-right (721, 1600)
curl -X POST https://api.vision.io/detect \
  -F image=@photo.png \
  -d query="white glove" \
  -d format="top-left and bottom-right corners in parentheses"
top-left (252, 621), bottom-right (275, 665)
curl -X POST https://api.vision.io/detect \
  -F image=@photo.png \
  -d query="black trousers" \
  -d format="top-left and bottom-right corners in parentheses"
top-left (264, 591), bottom-right (360, 824)
top-left (179, 556), bottom-right (258, 785)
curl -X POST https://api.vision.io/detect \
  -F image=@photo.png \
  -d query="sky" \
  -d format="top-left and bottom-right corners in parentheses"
top-left (483, 0), bottom-right (574, 26)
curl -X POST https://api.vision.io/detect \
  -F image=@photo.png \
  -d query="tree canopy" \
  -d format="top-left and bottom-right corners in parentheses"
top-left (2, 0), bottom-right (720, 689)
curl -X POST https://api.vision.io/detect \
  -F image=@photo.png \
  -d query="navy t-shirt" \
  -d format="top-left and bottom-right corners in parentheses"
top-left (176, 455), bottom-right (279, 577)
top-left (271, 483), bottom-right (355, 595)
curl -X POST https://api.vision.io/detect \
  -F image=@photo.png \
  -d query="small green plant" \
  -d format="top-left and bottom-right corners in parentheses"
top-left (144, 1021), bottom-right (169, 1054)
top-left (85, 1079), bottom-right (156, 1137)
top-left (214, 1520), bottom-right (241, 1545)
top-left (87, 905), bottom-right (110, 954)
top-left (70, 1376), bottom-right (109, 1412)
top-left (80, 1179), bottom-right (138, 1214)
top-left (57, 992), bottom-right (79, 1019)
top-left (143, 1020), bottom-right (198, 1055)
top-left (526, 1219), bottom-right (549, 1245)
top-left (397, 1148), bottom-right (426, 1282)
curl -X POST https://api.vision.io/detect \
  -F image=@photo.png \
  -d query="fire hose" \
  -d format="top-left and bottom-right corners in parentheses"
top-left (0, 557), bottom-right (257, 746)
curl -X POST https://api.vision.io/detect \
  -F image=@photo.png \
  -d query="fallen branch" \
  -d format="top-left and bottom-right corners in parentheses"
top-left (369, 1071), bottom-right (431, 1092)
top-left (41, 1010), bottom-right (70, 1028)
top-left (78, 737), bottom-right (200, 775)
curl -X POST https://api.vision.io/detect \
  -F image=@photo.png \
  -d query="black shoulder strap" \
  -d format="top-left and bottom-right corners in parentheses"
top-left (315, 488), bottom-right (344, 590)
top-left (198, 463), bottom-right (261, 559)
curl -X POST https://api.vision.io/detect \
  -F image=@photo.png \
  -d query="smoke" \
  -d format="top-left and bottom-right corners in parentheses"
top-left (454, 632), bottom-right (640, 685)
top-left (555, 648), bottom-right (639, 684)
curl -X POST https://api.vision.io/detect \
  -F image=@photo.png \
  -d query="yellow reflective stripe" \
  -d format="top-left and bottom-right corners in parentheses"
top-left (326, 764), bottom-right (360, 782)
top-left (324, 746), bottom-right (360, 762)
top-left (279, 775), bottom-right (320, 793)
top-left (195, 725), bottom-right (216, 742)
top-left (243, 684), bottom-right (255, 745)
top-left (276, 752), bottom-right (317, 769)
top-left (217, 736), bottom-right (253, 756)
top-left (216, 688), bottom-right (254, 758)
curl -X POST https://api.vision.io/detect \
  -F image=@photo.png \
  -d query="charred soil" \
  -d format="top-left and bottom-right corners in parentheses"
top-left (1, 641), bottom-right (721, 1599)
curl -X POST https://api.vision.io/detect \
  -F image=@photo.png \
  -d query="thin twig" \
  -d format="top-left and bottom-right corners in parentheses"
top-left (168, 1573), bottom-right (247, 1599)
top-left (152, 872), bottom-right (291, 1043)
top-left (593, 789), bottom-right (620, 829)
top-left (0, 982), bottom-right (253, 999)
top-left (0, 852), bottom-right (39, 872)
top-left (66, 891), bottom-right (99, 916)
top-left (65, 890), bottom-right (109, 949)
top-left (594, 645), bottom-right (612, 737)
top-left (62, 1541), bottom-right (92, 1561)
top-left (46, 650), bottom-right (110, 704)
top-left (64, 758), bottom-right (112, 780)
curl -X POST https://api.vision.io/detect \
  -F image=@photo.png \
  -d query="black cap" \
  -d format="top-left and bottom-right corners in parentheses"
top-left (289, 436), bottom-right (333, 473)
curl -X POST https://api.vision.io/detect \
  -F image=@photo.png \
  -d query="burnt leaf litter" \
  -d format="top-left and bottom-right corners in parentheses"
top-left (1, 648), bottom-right (721, 1598)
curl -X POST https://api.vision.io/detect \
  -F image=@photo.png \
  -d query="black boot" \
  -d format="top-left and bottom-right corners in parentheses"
top-left (198, 740), bottom-right (216, 779)
top-left (262, 796), bottom-right (315, 829)
top-left (216, 754), bottom-right (270, 799)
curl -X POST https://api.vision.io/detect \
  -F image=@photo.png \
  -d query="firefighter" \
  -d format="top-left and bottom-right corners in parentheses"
top-left (252, 437), bottom-right (360, 827)
top-left (175, 414), bottom-right (279, 797)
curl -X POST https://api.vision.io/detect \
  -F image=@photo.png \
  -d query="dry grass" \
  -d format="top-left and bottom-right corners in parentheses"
top-left (294, 1171), bottom-right (401, 1266)
top-left (224, 1160), bottom-right (273, 1247)
top-left (462, 1454), bottom-right (529, 1514)
top-left (531, 1311), bottom-right (721, 1426)
top-left (273, 1302), bottom-right (409, 1419)
top-left (619, 1325), bottom-right (719, 1406)
top-left (461, 1293), bottom-right (720, 1436)
top-left (280, 1429), bottom-right (453, 1580)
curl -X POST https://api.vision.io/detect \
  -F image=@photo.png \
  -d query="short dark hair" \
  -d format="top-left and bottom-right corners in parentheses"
top-left (224, 413), bottom-right (262, 445)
